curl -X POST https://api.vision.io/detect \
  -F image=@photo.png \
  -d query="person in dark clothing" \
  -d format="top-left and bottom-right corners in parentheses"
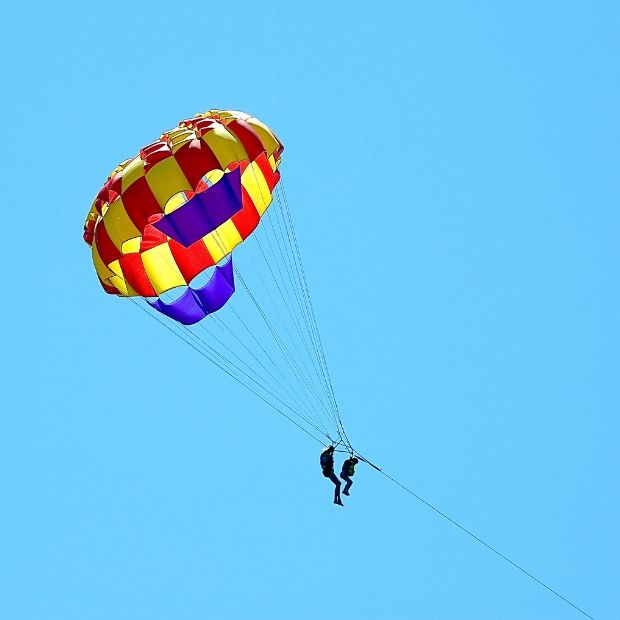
top-left (340, 457), bottom-right (359, 496)
top-left (320, 445), bottom-right (343, 505)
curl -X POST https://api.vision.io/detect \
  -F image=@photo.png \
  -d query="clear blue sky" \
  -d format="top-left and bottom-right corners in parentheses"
top-left (1, 2), bottom-right (618, 619)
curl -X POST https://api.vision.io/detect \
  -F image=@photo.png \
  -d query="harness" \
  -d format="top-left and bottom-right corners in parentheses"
top-left (342, 458), bottom-right (356, 477)
top-left (320, 451), bottom-right (334, 471)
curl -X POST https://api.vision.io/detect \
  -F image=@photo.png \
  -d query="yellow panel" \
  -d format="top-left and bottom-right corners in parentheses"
top-left (204, 235), bottom-right (226, 263)
top-left (166, 127), bottom-right (195, 149)
top-left (145, 156), bottom-right (191, 208)
top-left (103, 198), bottom-right (141, 251)
top-left (211, 110), bottom-right (247, 123)
top-left (108, 275), bottom-right (126, 295)
top-left (121, 237), bottom-right (141, 254)
top-left (242, 162), bottom-right (272, 215)
top-left (120, 156), bottom-right (146, 191)
top-left (217, 219), bottom-right (243, 251)
top-left (170, 135), bottom-right (195, 153)
top-left (202, 124), bottom-right (248, 168)
top-left (203, 220), bottom-right (243, 263)
top-left (204, 169), bottom-right (224, 185)
top-left (108, 260), bottom-right (136, 296)
top-left (165, 127), bottom-right (192, 139)
top-left (141, 242), bottom-right (187, 295)
top-left (245, 117), bottom-right (280, 156)
top-left (164, 191), bottom-right (188, 214)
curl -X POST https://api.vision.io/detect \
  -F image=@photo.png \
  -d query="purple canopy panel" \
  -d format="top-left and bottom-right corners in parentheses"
top-left (193, 257), bottom-right (235, 314)
top-left (148, 288), bottom-right (206, 325)
top-left (153, 167), bottom-right (242, 247)
top-left (147, 257), bottom-right (235, 325)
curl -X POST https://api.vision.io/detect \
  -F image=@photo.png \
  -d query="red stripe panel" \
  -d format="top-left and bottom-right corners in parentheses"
top-left (227, 119), bottom-right (266, 161)
top-left (140, 141), bottom-right (172, 173)
top-left (192, 118), bottom-right (218, 137)
top-left (121, 176), bottom-right (164, 232)
top-left (140, 217), bottom-right (168, 252)
top-left (118, 253), bottom-right (157, 297)
top-left (141, 139), bottom-right (169, 158)
top-left (254, 151), bottom-right (280, 191)
top-left (233, 187), bottom-right (261, 240)
top-left (83, 222), bottom-right (95, 246)
top-left (107, 174), bottom-right (123, 203)
top-left (169, 238), bottom-right (215, 283)
top-left (94, 221), bottom-right (122, 264)
top-left (174, 139), bottom-right (221, 189)
top-left (95, 178), bottom-right (114, 209)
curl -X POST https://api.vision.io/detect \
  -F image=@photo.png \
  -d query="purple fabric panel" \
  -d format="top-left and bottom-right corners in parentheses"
top-left (153, 167), bottom-right (242, 247)
top-left (147, 288), bottom-right (206, 325)
top-left (218, 257), bottom-right (235, 287)
top-left (193, 257), bottom-right (235, 314)
top-left (147, 257), bottom-right (235, 325)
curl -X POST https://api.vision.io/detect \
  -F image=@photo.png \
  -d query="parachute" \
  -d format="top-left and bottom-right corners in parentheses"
top-left (83, 110), bottom-right (282, 322)
top-left (83, 110), bottom-right (351, 449)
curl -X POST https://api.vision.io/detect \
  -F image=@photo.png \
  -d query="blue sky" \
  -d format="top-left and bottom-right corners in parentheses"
top-left (1, 1), bottom-right (618, 618)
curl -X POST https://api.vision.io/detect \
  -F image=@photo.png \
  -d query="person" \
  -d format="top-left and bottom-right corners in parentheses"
top-left (340, 456), bottom-right (359, 496)
top-left (320, 445), bottom-right (343, 505)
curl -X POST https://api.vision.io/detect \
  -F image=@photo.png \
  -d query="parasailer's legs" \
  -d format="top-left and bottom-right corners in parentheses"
top-left (340, 473), bottom-right (353, 496)
top-left (326, 470), bottom-right (343, 505)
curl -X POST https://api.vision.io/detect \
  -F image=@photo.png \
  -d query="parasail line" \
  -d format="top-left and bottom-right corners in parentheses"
top-left (235, 266), bottom-right (344, 438)
top-left (221, 303), bottom-right (332, 439)
top-left (340, 445), bottom-right (594, 619)
top-left (178, 318), bottom-right (331, 441)
top-left (157, 288), bottom-right (312, 422)
top-left (250, 228), bottom-right (330, 403)
top-left (239, 260), bottom-right (341, 434)
top-left (262, 202), bottom-right (340, 418)
top-left (269, 195), bottom-right (330, 384)
top-left (254, 221), bottom-right (332, 408)
top-left (208, 312), bottom-right (330, 438)
top-left (255, 228), bottom-right (316, 366)
top-left (276, 184), bottom-right (343, 417)
top-left (277, 184), bottom-right (352, 450)
top-left (226, 290), bottom-right (332, 431)
top-left (261, 200), bottom-right (328, 382)
top-left (253, 230), bottom-right (331, 407)
top-left (128, 298), bottom-right (332, 444)
top-left (373, 467), bottom-right (594, 620)
top-left (264, 208), bottom-right (315, 349)
top-left (273, 188), bottom-right (336, 408)
top-left (193, 318), bottom-right (319, 428)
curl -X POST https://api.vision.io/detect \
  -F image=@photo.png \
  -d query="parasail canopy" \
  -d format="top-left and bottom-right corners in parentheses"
top-left (83, 110), bottom-right (283, 324)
